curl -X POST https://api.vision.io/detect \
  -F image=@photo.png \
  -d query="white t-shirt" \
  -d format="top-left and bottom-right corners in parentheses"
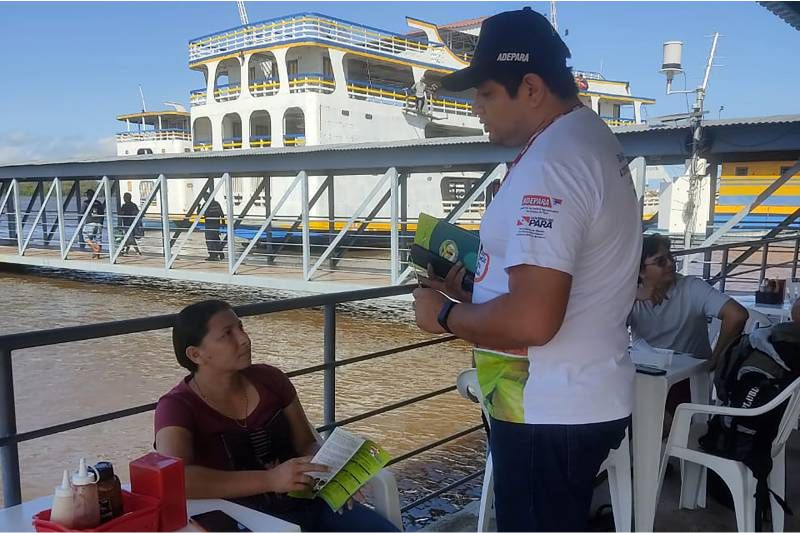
top-left (472, 106), bottom-right (642, 425)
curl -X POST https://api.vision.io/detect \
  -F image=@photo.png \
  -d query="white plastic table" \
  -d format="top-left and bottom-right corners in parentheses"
top-left (631, 351), bottom-right (711, 532)
top-left (0, 494), bottom-right (301, 532)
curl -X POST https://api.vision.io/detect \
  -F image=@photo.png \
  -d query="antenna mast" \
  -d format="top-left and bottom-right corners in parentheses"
top-left (235, 1), bottom-right (273, 79)
top-left (549, 1), bottom-right (558, 32)
top-left (138, 85), bottom-right (147, 113)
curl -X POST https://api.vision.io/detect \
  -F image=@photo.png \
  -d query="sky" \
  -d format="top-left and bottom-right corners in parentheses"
top-left (0, 1), bottom-right (798, 164)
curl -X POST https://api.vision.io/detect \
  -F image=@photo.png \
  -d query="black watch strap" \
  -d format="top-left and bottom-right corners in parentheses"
top-left (437, 300), bottom-right (458, 333)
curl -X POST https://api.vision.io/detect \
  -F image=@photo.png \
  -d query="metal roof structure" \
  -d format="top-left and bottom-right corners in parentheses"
top-left (760, 1), bottom-right (800, 31)
top-left (2, 115), bottom-right (800, 178)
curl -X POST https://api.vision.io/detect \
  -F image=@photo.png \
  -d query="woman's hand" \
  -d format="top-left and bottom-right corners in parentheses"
top-left (419, 262), bottom-right (472, 303)
top-left (267, 456), bottom-right (328, 493)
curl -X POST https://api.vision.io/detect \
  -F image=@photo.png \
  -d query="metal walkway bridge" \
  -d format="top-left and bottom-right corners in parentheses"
top-left (1, 122), bottom-right (799, 293)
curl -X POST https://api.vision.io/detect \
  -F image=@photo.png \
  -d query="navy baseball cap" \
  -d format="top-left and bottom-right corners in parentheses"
top-left (441, 7), bottom-right (571, 91)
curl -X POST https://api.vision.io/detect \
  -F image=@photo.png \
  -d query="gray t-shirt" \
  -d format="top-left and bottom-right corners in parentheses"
top-left (629, 275), bottom-right (731, 358)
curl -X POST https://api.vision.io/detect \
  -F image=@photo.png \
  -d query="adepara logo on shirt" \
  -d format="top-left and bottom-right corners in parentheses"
top-left (522, 194), bottom-right (552, 208)
top-left (517, 215), bottom-right (553, 229)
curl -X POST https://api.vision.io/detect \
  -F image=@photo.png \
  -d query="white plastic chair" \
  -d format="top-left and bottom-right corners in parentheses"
top-left (708, 317), bottom-right (722, 347)
top-left (310, 424), bottom-right (403, 530)
top-left (745, 308), bottom-right (774, 333)
top-left (456, 368), bottom-right (632, 532)
top-left (655, 376), bottom-right (800, 532)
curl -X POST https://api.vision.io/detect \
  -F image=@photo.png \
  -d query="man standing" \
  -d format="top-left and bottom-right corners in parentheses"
top-left (413, 8), bottom-right (642, 531)
top-left (118, 192), bottom-right (142, 256)
top-left (204, 198), bottom-right (224, 261)
top-left (81, 189), bottom-right (105, 259)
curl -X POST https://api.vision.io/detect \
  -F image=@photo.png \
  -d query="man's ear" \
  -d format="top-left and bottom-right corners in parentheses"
top-left (520, 73), bottom-right (548, 107)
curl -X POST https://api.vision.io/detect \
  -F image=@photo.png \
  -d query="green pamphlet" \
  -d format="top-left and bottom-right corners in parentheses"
top-left (288, 427), bottom-right (391, 512)
top-left (411, 213), bottom-right (480, 286)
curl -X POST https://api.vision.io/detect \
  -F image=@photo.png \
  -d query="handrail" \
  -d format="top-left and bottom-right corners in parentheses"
top-left (0, 285), bottom-right (411, 351)
top-left (671, 233), bottom-right (800, 256)
top-left (188, 13), bottom-right (432, 64)
top-left (0, 283), bottom-right (490, 518)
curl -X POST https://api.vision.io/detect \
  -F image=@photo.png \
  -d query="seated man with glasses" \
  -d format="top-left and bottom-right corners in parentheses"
top-left (629, 234), bottom-right (748, 417)
top-left (630, 233), bottom-right (748, 364)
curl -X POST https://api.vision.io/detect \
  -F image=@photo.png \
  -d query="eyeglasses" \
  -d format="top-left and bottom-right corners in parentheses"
top-left (645, 253), bottom-right (674, 268)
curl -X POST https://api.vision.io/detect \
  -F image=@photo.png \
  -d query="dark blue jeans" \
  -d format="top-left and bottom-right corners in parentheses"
top-left (490, 416), bottom-right (630, 532)
top-left (270, 497), bottom-right (399, 532)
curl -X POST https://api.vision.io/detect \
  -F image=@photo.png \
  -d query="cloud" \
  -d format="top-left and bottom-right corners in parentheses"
top-left (0, 132), bottom-right (116, 165)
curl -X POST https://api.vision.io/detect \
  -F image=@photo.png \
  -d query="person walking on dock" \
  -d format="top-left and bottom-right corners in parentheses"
top-left (412, 8), bottom-right (641, 531)
top-left (204, 198), bottom-right (225, 261)
top-left (118, 192), bottom-right (143, 256)
top-left (81, 189), bottom-right (105, 259)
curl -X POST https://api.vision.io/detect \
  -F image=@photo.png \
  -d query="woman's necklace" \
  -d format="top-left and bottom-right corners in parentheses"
top-left (192, 377), bottom-right (248, 429)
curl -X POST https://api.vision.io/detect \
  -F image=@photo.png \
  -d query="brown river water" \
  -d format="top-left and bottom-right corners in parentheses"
top-left (0, 265), bottom-right (485, 529)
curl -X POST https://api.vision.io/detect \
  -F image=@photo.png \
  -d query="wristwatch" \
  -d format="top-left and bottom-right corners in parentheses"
top-left (437, 300), bottom-right (458, 333)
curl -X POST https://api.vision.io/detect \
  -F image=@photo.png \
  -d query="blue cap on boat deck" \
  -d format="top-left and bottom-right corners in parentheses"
top-left (441, 7), bottom-right (572, 91)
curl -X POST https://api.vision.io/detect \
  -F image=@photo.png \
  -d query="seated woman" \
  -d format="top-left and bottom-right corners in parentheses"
top-left (154, 300), bottom-right (398, 532)
top-left (629, 234), bottom-right (749, 413)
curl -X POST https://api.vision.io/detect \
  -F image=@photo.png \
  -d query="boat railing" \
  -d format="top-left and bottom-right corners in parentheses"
top-left (193, 143), bottom-right (213, 152)
top-left (222, 137), bottom-right (243, 150)
top-left (600, 116), bottom-right (637, 127)
top-left (249, 77), bottom-right (280, 97)
top-left (249, 135), bottom-right (272, 148)
top-left (0, 285), bottom-right (486, 524)
top-left (188, 13), bottom-right (433, 64)
top-left (288, 72), bottom-right (336, 94)
top-left (214, 82), bottom-right (241, 103)
top-left (283, 133), bottom-right (306, 146)
top-left (346, 79), bottom-right (475, 117)
top-left (428, 95), bottom-right (473, 117)
top-left (573, 69), bottom-right (605, 81)
top-left (346, 79), bottom-right (410, 107)
top-left (116, 130), bottom-right (192, 142)
top-left (189, 88), bottom-right (207, 106)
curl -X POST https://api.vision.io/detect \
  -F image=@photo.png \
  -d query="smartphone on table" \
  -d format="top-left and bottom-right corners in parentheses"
top-left (190, 510), bottom-right (252, 532)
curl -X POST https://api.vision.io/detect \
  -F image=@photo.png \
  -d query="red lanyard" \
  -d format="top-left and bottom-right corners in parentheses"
top-left (505, 103), bottom-right (584, 177)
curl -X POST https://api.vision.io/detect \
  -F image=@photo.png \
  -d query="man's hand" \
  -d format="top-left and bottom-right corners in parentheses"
top-left (419, 262), bottom-right (472, 303)
top-left (340, 488), bottom-right (367, 514)
top-left (413, 288), bottom-right (449, 334)
top-left (267, 456), bottom-right (328, 493)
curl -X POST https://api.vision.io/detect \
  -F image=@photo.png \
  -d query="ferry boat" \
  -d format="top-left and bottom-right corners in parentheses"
top-left (714, 161), bottom-right (800, 231)
top-left (115, 11), bottom-right (656, 231)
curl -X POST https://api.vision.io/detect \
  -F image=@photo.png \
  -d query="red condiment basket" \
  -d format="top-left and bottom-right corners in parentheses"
top-left (33, 491), bottom-right (160, 532)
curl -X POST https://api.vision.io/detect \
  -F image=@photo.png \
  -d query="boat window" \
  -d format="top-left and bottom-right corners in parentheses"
top-left (323, 57), bottom-right (333, 78)
top-left (440, 176), bottom-right (484, 203)
top-left (287, 60), bottom-right (299, 77)
top-left (365, 114), bottom-right (373, 120)
top-left (341, 110), bottom-right (350, 117)
top-left (137, 148), bottom-right (153, 155)
top-left (139, 180), bottom-right (158, 207)
top-left (735, 166), bottom-right (748, 176)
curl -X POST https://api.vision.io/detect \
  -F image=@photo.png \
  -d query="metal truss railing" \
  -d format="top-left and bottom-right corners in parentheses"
top-left (0, 285), bottom-right (483, 521)
top-left (116, 130), bottom-right (192, 142)
top-left (188, 13), bottom-right (432, 64)
top-left (0, 167), bottom-right (495, 286)
top-left (674, 232), bottom-right (800, 293)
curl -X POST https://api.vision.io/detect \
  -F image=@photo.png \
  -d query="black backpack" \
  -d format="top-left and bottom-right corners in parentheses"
top-left (698, 323), bottom-right (800, 530)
